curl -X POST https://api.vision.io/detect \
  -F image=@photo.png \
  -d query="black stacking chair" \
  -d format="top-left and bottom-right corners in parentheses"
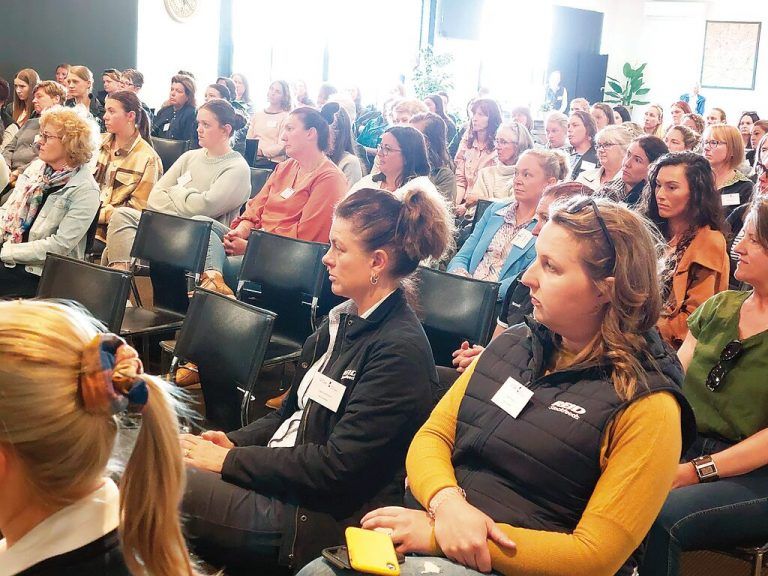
top-left (172, 288), bottom-right (276, 432)
top-left (237, 231), bottom-right (328, 367)
top-left (249, 167), bottom-right (273, 200)
top-left (469, 198), bottom-right (495, 236)
top-left (120, 211), bottom-right (211, 347)
top-left (84, 202), bottom-right (102, 261)
top-left (151, 137), bottom-right (191, 171)
top-left (36, 253), bottom-right (132, 333)
top-left (414, 266), bottom-right (500, 367)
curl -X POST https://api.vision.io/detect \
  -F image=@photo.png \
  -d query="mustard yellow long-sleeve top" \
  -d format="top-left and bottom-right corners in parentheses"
top-left (406, 361), bottom-right (682, 576)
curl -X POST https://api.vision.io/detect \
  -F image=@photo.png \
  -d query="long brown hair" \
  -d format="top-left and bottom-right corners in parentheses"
top-left (549, 197), bottom-right (664, 400)
top-left (12, 68), bottom-right (40, 124)
top-left (0, 300), bottom-right (202, 576)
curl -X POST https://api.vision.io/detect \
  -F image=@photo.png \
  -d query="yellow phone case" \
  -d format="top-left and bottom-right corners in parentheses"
top-left (345, 527), bottom-right (401, 576)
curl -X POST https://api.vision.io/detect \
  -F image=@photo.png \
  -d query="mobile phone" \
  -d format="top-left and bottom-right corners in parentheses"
top-left (321, 545), bottom-right (351, 570)
top-left (345, 527), bottom-right (400, 575)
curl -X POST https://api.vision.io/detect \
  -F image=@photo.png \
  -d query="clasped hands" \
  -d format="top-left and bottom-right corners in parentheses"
top-left (180, 430), bottom-right (234, 473)
top-left (222, 222), bottom-right (252, 256)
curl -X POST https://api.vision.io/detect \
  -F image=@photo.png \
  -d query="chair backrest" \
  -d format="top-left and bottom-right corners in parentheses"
top-left (249, 167), bottom-right (273, 200)
top-left (36, 253), bottom-right (132, 333)
top-left (414, 266), bottom-right (500, 366)
top-left (469, 198), bottom-right (495, 235)
top-left (238, 230), bottom-right (327, 343)
top-left (150, 137), bottom-right (190, 171)
top-left (175, 288), bottom-right (276, 431)
top-left (131, 210), bottom-right (212, 314)
top-left (84, 202), bottom-right (102, 258)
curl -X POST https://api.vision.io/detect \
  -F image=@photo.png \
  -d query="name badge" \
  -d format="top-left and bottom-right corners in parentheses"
top-left (491, 376), bottom-right (533, 418)
top-left (722, 193), bottom-right (741, 207)
top-left (177, 172), bottom-right (192, 187)
top-left (162, 122), bottom-right (170, 132)
top-left (512, 228), bottom-right (534, 249)
top-left (267, 120), bottom-right (278, 128)
top-left (280, 187), bottom-right (295, 199)
top-left (307, 373), bottom-right (346, 413)
top-left (580, 160), bottom-right (596, 171)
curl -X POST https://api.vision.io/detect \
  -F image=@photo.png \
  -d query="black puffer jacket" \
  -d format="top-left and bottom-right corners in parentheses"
top-left (224, 288), bottom-right (437, 569)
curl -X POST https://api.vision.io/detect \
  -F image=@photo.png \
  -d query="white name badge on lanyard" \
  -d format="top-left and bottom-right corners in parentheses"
top-left (162, 122), bottom-right (170, 132)
top-left (280, 187), bottom-right (295, 199)
top-left (580, 160), bottom-right (596, 171)
top-left (722, 193), bottom-right (741, 206)
top-left (491, 377), bottom-right (534, 418)
top-left (267, 120), bottom-right (278, 128)
top-left (307, 373), bottom-right (346, 413)
top-left (512, 228), bottom-right (534, 249)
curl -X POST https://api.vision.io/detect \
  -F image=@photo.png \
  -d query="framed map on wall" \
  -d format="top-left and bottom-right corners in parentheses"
top-left (701, 21), bottom-right (761, 90)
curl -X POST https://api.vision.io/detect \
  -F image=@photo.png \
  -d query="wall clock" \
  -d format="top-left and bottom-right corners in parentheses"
top-left (164, 0), bottom-right (199, 22)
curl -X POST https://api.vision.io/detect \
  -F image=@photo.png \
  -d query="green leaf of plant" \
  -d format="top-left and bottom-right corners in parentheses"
top-left (623, 62), bottom-right (633, 77)
top-left (608, 80), bottom-right (623, 93)
top-left (635, 87), bottom-right (650, 95)
top-left (636, 63), bottom-right (647, 75)
top-left (631, 99), bottom-right (651, 105)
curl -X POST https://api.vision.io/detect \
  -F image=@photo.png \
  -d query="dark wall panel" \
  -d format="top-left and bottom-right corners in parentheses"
top-left (548, 6), bottom-right (605, 101)
top-left (0, 0), bottom-right (139, 91)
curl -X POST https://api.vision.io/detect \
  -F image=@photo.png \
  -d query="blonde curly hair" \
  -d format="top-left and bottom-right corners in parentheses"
top-left (39, 105), bottom-right (100, 167)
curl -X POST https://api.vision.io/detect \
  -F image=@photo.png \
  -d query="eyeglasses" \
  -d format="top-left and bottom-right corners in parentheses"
top-left (376, 144), bottom-right (401, 156)
top-left (703, 139), bottom-right (726, 149)
top-left (706, 340), bottom-right (743, 391)
top-left (35, 132), bottom-right (62, 144)
top-left (596, 142), bottom-right (617, 151)
top-left (564, 198), bottom-right (617, 270)
top-left (494, 138), bottom-right (518, 147)
top-left (121, 80), bottom-right (135, 88)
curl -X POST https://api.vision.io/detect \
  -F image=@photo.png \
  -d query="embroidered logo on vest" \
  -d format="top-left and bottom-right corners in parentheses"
top-left (548, 401), bottom-right (586, 420)
top-left (341, 369), bottom-right (357, 381)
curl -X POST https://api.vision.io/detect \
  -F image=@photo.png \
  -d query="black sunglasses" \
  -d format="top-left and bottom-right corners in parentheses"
top-left (706, 340), bottom-right (743, 391)
top-left (565, 198), bottom-right (617, 269)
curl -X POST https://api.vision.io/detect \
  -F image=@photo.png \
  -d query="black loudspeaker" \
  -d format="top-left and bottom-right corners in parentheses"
top-left (439, 0), bottom-right (485, 40)
top-left (548, 6), bottom-right (606, 103)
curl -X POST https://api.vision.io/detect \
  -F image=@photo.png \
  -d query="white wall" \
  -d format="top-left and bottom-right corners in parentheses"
top-left (136, 0), bottom-right (222, 111)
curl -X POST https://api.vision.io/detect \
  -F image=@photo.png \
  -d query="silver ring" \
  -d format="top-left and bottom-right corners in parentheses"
top-left (184, 449), bottom-right (191, 458)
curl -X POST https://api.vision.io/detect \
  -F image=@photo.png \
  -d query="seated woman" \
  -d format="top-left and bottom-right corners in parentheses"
top-left (645, 152), bottom-right (729, 349)
top-left (643, 104), bottom-right (665, 137)
top-left (544, 112), bottom-right (569, 150)
top-left (246, 80), bottom-right (292, 167)
top-left (0, 106), bottom-right (99, 297)
top-left (663, 124), bottom-right (700, 152)
top-left (641, 196), bottom-right (768, 576)
top-left (205, 83), bottom-right (249, 156)
top-left (682, 112), bottom-right (705, 135)
top-left (93, 90), bottom-right (162, 255)
top-left (613, 105), bottom-right (632, 124)
top-left (703, 123), bottom-right (753, 216)
top-left (738, 111), bottom-right (759, 152)
top-left (3, 80), bottom-right (67, 187)
top-left (567, 110), bottom-right (598, 180)
top-left (510, 106), bottom-right (533, 133)
top-left (454, 98), bottom-right (502, 217)
top-left (151, 74), bottom-right (197, 143)
top-left (3, 68), bottom-right (39, 146)
top-left (199, 107), bottom-right (347, 293)
top-left (577, 124), bottom-right (633, 191)
top-left (104, 99), bottom-right (250, 269)
top-left (180, 182), bottom-right (454, 572)
top-left (669, 100), bottom-right (692, 127)
top-left (596, 135), bottom-right (668, 207)
top-left (348, 126), bottom-right (431, 196)
top-left (0, 300), bottom-right (199, 575)
top-left (750, 119), bottom-right (768, 160)
top-left (230, 72), bottom-right (253, 115)
top-left (447, 149), bottom-right (568, 299)
top-left (590, 102), bottom-right (615, 131)
top-left (321, 102), bottom-right (364, 187)
top-left (424, 93), bottom-right (459, 157)
top-left (410, 112), bottom-right (456, 205)
top-left (299, 196), bottom-right (696, 576)
top-left (64, 65), bottom-right (105, 131)
top-left (467, 121), bottom-right (534, 205)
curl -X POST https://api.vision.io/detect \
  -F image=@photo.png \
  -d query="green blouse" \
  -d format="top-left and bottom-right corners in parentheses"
top-left (684, 290), bottom-right (768, 442)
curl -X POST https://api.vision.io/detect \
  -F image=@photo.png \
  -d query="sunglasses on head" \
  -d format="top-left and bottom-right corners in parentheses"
top-left (706, 339), bottom-right (743, 392)
top-left (564, 197), bottom-right (617, 270)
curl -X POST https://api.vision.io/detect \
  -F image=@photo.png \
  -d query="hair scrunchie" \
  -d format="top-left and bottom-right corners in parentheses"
top-left (80, 334), bottom-right (149, 415)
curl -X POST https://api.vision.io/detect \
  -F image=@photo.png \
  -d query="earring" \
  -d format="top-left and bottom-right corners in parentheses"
top-left (370, 273), bottom-right (379, 285)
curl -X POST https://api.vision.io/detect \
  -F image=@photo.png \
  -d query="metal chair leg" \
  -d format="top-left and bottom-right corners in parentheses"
top-left (753, 550), bottom-right (764, 576)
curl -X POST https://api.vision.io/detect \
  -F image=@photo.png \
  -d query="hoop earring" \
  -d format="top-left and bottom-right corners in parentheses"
top-left (370, 273), bottom-right (379, 285)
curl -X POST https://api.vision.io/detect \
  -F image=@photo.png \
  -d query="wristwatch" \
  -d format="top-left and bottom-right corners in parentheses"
top-left (691, 455), bottom-right (719, 483)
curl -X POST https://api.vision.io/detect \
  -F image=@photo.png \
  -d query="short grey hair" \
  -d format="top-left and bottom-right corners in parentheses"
top-left (545, 112), bottom-right (568, 131)
top-left (596, 124), bottom-right (635, 152)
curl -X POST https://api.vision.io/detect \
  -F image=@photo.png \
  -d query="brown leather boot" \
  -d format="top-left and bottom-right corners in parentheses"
top-left (265, 388), bottom-right (291, 409)
top-left (198, 271), bottom-right (235, 298)
top-left (175, 362), bottom-right (200, 387)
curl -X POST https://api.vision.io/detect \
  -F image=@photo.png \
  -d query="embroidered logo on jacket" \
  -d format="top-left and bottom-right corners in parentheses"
top-left (548, 401), bottom-right (586, 420)
top-left (341, 369), bottom-right (357, 381)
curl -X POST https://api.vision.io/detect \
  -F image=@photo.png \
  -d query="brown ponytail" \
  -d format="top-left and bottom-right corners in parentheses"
top-left (336, 179), bottom-right (455, 278)
top-left (107, 90), bottom-right (151, 141)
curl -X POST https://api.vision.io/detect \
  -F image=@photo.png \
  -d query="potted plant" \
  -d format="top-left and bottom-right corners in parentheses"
top-left (411, 46), bottom-right (455, 100)
top-left (603, 62), bottom-right (650, 107)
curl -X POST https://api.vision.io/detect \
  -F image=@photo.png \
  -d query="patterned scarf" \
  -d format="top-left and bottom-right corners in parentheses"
top-left (1, 162), bottom-right (76, 244)
top-left (660, 227), bottom-right (697, 308)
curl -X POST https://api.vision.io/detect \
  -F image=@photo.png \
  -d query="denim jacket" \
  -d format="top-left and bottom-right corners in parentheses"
top-left (0, 160), bottom-right (99, 275)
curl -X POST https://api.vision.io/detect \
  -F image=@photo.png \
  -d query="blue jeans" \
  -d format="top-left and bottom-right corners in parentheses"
top-left (195, 216), bottom-right (244, 291)
top-left (298, 556), bottom-right (497, 576)
top-left (640, 435), bottom-right (768, 575)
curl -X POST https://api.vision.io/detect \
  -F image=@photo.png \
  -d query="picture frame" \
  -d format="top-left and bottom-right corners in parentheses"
top-left (700, 20), bottom-right (761, 90)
